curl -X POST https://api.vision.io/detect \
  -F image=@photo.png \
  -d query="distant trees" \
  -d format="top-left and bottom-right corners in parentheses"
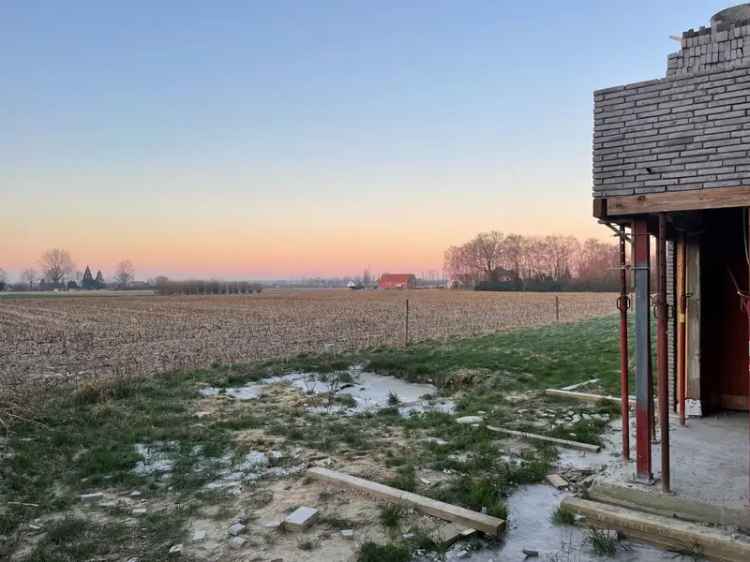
top-left (444, 231), bottom-right (620, 291)
top-left (0, 268), bottom-right (6, 291)
top-left (114, 260), bottom-right (135, 288)
top-left (156, 279), bottom-right (262, 295)
top-left (39, 249), bottom-right (75, 286)
top-left (20, 268), bottom-right (37, 289)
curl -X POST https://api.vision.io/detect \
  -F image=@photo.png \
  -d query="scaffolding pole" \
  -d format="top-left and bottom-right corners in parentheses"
top-left (633, 218), bottom-right (653, 481)
top-left (618, 224), bottom-right (631, 461)
top-left (657, 214), bottom-right (671, 492)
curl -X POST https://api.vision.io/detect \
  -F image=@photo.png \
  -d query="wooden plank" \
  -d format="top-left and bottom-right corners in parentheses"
top-left (561, 378), bottom-right (599, 392)
top-left (562, 497), bottom-right (750, 562)
top-left (606, 185), bottom-right (750, 216)
top-left (307, 467), bottom-right (505, 536)
top-left (589, 479), bottom-right (750, 530)
top-left (545, 388), bottom-right (635, 406)
top-left (485, 425), bottom-right (601, 453)
top-left (545, 474), bottom-right (569, 489)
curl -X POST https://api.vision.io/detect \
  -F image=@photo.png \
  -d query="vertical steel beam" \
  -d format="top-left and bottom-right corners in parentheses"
top-left (746, 209), bottom-right (750, 502)
top-left (618, 225), bottom-right (631, 461)
top-left (676, 234), bottom-right (687, 426)
top-left (633, 218), bottom-right (653, 481)
top-left (657, 214), bottom-right (671, 492)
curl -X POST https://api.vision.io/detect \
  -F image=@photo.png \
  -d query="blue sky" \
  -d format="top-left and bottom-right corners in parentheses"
top-left (0, 1), bottom-right (734, 279)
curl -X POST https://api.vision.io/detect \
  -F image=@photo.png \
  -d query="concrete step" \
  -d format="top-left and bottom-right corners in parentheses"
top-left (562, 496), bottom-right (750, 562)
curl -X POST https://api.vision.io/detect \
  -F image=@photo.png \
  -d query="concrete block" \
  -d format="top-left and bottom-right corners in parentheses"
top-left (284, 506), bottom-right (319, 530)
top-left (545, 474), bottom-right (569, 489)
top-left (228, 523), bottom-right (246, 536)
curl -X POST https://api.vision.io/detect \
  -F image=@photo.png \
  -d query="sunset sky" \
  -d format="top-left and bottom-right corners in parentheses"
top-left (1, 1), bottom-right (731, 280)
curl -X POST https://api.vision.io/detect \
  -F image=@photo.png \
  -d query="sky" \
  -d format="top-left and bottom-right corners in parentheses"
top-left (0, 1), bottom-right (735, 280)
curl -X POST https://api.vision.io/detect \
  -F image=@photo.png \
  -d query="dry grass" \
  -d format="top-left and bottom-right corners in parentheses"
top-left (0, 289), bottom-right (614, 389)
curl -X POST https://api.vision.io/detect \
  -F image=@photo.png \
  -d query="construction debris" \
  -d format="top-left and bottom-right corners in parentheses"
top-left (486, 426), bottom-right (601, 453)
top-left (545, 474), bottom-right (569, 489)
top-left (562, 497), bottom-right (750, 562)
top-left (307, 467), bottom-right (505, 536)
top-left (545, 388), bottom-right (634, 406)
top-left (561, 379), bottom-right (599, 392)
top-left (284, 506), bottom-right (319, 531)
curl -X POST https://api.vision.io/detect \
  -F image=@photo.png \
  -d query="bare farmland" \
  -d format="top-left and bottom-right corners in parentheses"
top-left (0, 289), bottom-right (615, 385)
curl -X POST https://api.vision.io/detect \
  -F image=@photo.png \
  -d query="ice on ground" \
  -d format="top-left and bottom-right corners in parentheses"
top-left (199, 366), bottom-right (455, 415)
top-left (133, 442), bottom-right (176, 476)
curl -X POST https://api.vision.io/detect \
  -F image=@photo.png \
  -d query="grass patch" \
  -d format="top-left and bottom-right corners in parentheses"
top-left (588, 528), bottom-right (618, 556)
top-left (551, 505), bottom-right (576, 525)
top-left (432, 476), bottom-right (507, 520)
top-left (385, 465), bottom-right (417, 493)
top-left (379, 504), bottom-right (404, 530)
top-left (357, 541), bottom-right (412, 562)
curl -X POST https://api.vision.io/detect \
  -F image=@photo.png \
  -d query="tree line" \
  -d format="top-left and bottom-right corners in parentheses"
top-left (0, 249), bottom-right (136, 291)
top-left (444, 231), bottom-right (621, 292)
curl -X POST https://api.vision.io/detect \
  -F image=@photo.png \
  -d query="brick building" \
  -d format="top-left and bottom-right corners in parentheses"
top-left (377, 274), bottom-right (416, 290)
top-left (593, 4), bottom-right (750, 502)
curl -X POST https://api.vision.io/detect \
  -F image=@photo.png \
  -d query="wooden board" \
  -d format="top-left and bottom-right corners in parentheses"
top-left (605, 186), bottom-right (750, 216)
top-left (562, 497), bottom-right (750, 562)
top-left (307, 467), bottom-right (505, 536)
top-left (561, 378), bottom-right (599, 392)
top-left (545, 474), bottom-right (569, 489)
top-left (545, 388), bottom-right (635, 406)
top-left (485, 425), bottom-right (601, 453)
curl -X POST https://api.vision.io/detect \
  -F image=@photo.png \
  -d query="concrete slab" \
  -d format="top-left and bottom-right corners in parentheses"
top-left (284, 506), bottom-right (318, 531)
top-left (592, 412), bottom-right (750, 529)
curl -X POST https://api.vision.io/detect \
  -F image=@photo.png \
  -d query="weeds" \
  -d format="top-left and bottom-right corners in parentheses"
top-left (386, 465), bottom-right (417, 493)
top-left (588, 528), bottom-right (618, 556)
top-left (357, 541), bottom-right (412, 562)
top-left (551, 505), bottom-right (576, 526)
top-left (379, 504), bottom-right (404, 530)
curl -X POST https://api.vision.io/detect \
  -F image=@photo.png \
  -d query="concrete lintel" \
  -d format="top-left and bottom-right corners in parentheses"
top-left (588, 478), bottom-right (750, 530)
top-left (563, 497), bottom-right (750, 562)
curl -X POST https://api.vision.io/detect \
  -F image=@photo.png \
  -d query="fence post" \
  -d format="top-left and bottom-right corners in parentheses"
top-left (555, 296), bottom-right (560, 323)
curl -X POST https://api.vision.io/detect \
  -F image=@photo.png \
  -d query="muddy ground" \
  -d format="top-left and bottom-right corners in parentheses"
top-left (0, 317), bottom-right (700, 562)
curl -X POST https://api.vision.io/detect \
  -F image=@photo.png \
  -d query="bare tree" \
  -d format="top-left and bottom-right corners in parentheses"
top-left (114, 260), bottom-right (135, 288)
top-left (39, 249), bottom-right (74, 286)
top-left (21, 268), bottom-right (37, 289)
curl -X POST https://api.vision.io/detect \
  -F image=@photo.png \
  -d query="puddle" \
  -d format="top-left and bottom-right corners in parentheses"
top-left (200, 367), bottom-right (455, 415)
top-left (432, 485), bottom-right (694, 562)
top-left (133, 442), bottom-right (176, 476)
top-left (198, 385), bottom-right (264, 400)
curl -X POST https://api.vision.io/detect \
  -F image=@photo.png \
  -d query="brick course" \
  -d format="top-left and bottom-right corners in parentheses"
top-left (593, 67), bottom-right (750, 196)
top-left (593, 13), bottom-right (750, 197)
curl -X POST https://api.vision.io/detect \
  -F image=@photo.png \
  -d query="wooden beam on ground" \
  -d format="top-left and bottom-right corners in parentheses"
top-left (606, 185), bottom-right (750, 216)
top-left (562, 497), bottom-right (750, 562)
top-left (545, 388), bottom-right (635, 406)
top-left (561, 378), bottom-right (599, 392)
top-left (307, 467), bottom-right (505, 537)
top-left (485, 425), bottom-right (601, 453)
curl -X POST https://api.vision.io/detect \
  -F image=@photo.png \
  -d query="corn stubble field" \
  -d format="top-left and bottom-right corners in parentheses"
top-left (0, 289), bottom-right (615, 386)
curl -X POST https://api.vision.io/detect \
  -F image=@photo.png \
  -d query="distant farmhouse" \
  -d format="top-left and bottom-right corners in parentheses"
top-left (378, 273), bottom-right (416, 289)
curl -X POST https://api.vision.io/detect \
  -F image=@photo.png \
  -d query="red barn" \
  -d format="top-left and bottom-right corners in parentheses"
top-left (378, 273), bottom-right (416, 289)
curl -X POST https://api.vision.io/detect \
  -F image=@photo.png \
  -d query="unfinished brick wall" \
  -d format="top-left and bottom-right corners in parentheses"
top-left (668, 24), bottom-right (750, 78)
top-left (593, 9), bottom-right (750, 197)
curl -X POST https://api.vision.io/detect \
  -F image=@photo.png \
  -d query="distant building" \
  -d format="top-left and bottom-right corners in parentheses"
top-left (378, 273), bottom-right (416, 290)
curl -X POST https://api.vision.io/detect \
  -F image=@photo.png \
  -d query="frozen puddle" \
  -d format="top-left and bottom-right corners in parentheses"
top-left (199, 367), bottom-right (455, 415)
top-left (433, 485), bottom-right (693, 562)
top-left (133, 442), bottom-right (176, 476)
